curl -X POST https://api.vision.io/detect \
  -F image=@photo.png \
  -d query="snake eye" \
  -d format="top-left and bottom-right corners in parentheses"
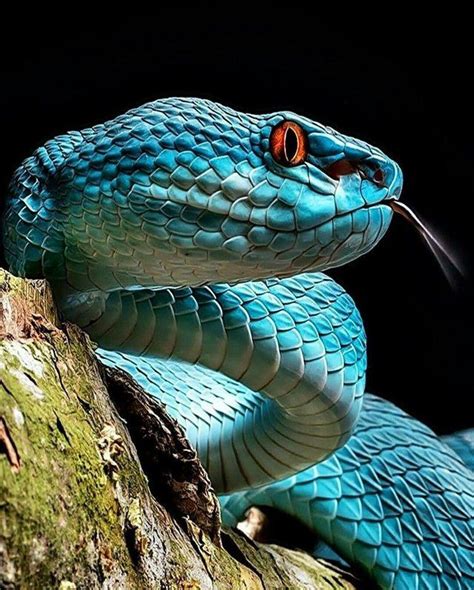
top-left (270, 121), bottom-right (308, 167)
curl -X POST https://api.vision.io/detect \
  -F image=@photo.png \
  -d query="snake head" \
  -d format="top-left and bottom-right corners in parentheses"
top-left (3, 98), bottom-right (404, 290)
top-left (252, 110), bottom-right (404, 272)
top-left (122, 98), bottom-right (402, 287)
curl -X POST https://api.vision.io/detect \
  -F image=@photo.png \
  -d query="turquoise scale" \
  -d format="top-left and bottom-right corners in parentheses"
top-left (2, 97), bottom-right (472, 589)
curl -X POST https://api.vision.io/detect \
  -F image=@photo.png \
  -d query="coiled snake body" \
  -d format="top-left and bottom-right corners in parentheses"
top-left (3, 98), bottom-right (473, 589)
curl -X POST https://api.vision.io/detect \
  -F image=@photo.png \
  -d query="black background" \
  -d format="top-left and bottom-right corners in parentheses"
top-left (1, 11), bottom-right (472, 434)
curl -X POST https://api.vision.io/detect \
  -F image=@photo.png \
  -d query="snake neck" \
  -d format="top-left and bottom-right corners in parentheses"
top-left (2, 131), bottom-right (86, 279)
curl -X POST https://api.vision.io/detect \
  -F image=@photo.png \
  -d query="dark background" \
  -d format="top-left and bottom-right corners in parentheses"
top-left (1, 12), bottom-right (472, 434)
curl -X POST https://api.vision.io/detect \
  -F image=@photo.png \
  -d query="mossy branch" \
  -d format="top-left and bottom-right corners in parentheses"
top-left (0, 269), bottom-right (355, 589)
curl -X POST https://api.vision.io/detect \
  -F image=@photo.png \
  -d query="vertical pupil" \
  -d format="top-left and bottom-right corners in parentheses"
top-left (284, 127), bottom-right (299, 162)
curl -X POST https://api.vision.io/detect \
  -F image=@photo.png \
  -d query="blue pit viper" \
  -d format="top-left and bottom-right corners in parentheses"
top-left (2, 98), bottom-right (473, 589)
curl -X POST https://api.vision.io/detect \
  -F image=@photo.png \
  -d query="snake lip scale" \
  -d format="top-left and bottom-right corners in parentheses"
top-left (2, 97), bottom-right (473, 589)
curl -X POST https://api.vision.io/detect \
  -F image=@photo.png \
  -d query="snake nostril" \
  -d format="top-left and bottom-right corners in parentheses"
top-left (373, 168), bottom-right (385, 186)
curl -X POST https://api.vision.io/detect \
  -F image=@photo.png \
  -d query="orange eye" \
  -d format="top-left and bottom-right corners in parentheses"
top-left (270, 121), bottom-right (308, 167)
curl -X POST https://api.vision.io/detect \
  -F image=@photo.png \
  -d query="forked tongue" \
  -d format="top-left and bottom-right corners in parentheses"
top-left (388, 200), bottom-right (465, 288)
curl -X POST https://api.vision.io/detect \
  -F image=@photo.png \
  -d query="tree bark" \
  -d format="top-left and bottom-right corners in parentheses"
top-left (0, 269), bottom-right (355, 589)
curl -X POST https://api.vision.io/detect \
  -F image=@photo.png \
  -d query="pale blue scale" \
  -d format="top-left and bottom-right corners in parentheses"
top-left (3, 97), bottom-right (473, 589)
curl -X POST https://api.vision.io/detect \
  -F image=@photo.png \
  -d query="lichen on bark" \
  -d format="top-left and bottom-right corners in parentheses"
top-left (0, 269), bottom-right (355, 589)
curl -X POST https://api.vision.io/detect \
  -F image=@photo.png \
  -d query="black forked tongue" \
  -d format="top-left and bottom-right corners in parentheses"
top-left (388, 200), bottom-right (466, 288)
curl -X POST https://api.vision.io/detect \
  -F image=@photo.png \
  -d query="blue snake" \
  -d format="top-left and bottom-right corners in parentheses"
top-left (2, 98), bottom-right (473, 589)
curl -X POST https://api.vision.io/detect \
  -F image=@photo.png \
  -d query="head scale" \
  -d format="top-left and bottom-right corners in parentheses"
top-left (3, 97), bottom-right (403, 291)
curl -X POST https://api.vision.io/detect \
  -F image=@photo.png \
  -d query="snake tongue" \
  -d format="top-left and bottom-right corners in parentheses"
top-left (387, 199), bottom-right (465, 286)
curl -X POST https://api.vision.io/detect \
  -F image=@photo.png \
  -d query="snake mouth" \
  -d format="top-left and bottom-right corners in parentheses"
top-left (386, 198), bottom-right (464, 283)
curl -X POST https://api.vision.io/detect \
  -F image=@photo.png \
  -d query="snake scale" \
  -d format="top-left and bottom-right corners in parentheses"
top-left (2, 98), bottom-right (473, 589)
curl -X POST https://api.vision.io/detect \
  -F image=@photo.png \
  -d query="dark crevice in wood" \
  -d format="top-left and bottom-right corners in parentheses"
top-left (54, 413), bottom-right (71, 445)
top-left (221, 530), bottom-right (266, 583)
top-left (123, 523), bottom-right (142, 569)
top-left (0, 417), bottom-right (21, 472)
top-left (102, 363), bottom-right (222, 545)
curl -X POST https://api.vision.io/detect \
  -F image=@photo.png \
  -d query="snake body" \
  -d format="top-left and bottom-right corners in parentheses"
top-left (3, 98), bottom-right (473, 589)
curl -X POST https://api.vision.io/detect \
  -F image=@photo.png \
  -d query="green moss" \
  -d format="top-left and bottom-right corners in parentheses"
top-left (0, 313), bottom-right (142, 586)
top-left (1, 271), bottom-right (355, 589)
top-left (0, 273), bottom-right (262, 589)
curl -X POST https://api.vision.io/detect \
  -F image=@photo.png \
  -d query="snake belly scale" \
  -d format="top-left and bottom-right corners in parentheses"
top-left (2, 98), bottom-right (473, 589)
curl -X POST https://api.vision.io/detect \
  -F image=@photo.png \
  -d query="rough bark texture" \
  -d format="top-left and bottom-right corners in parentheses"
top-left (0, 269), bottom-right (356, 589)
top-left (102, 366), bottom-right (221, 545)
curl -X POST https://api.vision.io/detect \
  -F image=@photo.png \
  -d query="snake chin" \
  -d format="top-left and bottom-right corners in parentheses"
top-left (299, 202), bottom-right (395, 273)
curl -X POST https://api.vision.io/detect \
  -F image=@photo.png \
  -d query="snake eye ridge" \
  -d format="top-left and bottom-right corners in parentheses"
top-left (270, 121), bottom-right (308, 167)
